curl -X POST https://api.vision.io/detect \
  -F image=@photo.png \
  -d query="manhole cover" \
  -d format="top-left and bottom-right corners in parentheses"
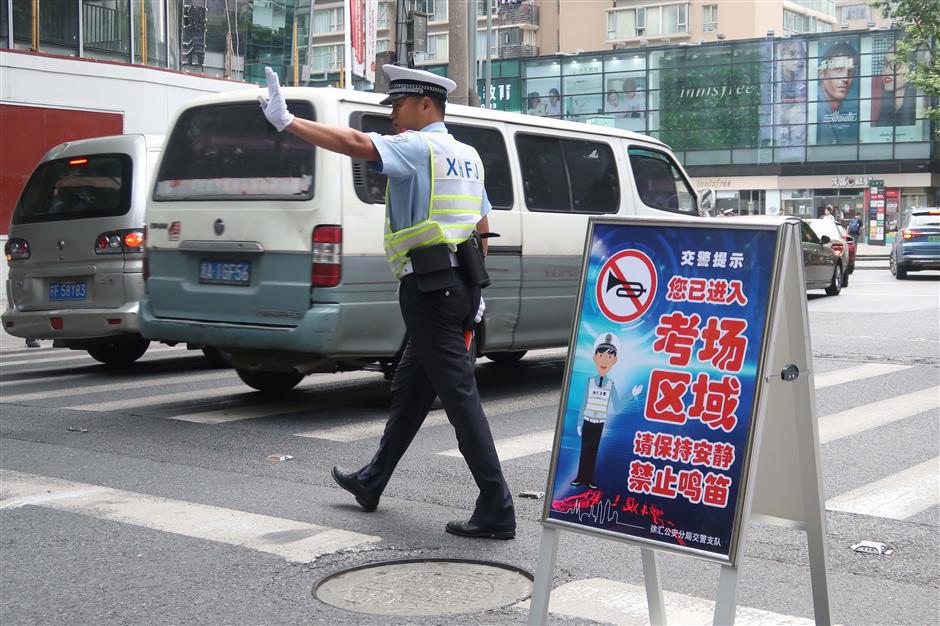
top-left (314, 558), bottom-right (533, 617)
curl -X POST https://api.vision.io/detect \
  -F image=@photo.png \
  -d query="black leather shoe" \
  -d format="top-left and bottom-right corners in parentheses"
top-left (445, 519), bottom-right (516, 540)
top-left (331, 466), bottom-right (379, 512)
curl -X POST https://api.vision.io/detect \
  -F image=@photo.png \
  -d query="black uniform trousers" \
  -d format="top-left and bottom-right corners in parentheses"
top-left (356, 274), bottom-right (515, 528)
top-left (574, 420), bottom-right (605, 486)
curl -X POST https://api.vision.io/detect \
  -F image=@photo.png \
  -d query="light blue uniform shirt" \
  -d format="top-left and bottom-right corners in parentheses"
top-left (367, 121), bottom-right (491, 233)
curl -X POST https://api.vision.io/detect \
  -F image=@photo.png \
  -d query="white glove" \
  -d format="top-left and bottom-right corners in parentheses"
top-left (474, 296), bottom-right (486, 324)
top-left (632, 384), bottom-right (644, 399)
top-left (258, 67), bottom-right (295, 132)
top-left (577, 422), bottom-right (582, 437)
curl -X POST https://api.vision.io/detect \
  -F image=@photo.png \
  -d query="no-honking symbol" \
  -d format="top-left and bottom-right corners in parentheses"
top-left (595, 249), bottom-right (657, 323)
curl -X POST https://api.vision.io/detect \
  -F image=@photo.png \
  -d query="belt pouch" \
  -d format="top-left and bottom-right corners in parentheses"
top-left (409, 243), bottom-right (458, 292)
top-left (455, 236), bottom-right (491, 288)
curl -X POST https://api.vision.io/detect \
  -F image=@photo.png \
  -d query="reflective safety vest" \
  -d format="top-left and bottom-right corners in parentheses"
top-left (383, 131), bottom-right (485, 277)
top-left (583, 377), bottom-right (614, 422)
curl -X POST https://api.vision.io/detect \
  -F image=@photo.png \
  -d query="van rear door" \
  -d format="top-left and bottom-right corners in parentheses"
top-left (9, 152), bottom-right (135, 311)
top-left (147, 101), bottom-right (317, 326)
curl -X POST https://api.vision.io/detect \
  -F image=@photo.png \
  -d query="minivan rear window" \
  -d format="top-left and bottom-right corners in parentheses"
top-left (13, 154), bottom-right (132, 225)
top-left (154, 101), bottom-right (316, 201)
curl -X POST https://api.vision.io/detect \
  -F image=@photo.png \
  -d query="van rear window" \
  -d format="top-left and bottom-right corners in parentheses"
top-left (13, 154), bottom-right (132, 225)
top-left (154, 102), bottom-right (316, 201)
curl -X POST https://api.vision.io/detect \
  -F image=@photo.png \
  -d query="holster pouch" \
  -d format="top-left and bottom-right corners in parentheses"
top-left (409, 243), bottom-right (459, 292)
top-left (455, 234), bottom-right (491, 289)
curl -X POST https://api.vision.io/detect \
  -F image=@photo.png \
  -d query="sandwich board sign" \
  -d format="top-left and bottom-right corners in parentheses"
top-left (528, 216), bottom-right (831, 625)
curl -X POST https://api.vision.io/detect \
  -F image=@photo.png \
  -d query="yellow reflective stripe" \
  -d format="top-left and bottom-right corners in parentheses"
top-left (430, 209), bottom-right (482, 215)
top-left (427, 138), bottom-right (436, 215)
top-left (432, 194), bottom-right (483, 201)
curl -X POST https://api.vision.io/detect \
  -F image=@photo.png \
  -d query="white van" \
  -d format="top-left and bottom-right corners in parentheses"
top-left (140, 88), bottom-right (703, 392)
top-left (3, 135), bottom-right (164, 365)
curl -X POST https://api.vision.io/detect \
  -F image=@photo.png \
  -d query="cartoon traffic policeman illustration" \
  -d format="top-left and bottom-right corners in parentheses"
top-left (571, 332), bottom-right (643, 490)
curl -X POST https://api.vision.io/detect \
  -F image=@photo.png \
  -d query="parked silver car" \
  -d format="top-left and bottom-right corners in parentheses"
top-left (2, 135), bottom-right (162, 365)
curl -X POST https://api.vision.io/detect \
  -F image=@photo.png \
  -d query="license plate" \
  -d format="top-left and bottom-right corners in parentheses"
top-left (929, 235), bottom-right (940, 242)
top-left (199, 260), bottom-right (251, 286)
top-left (49, 280), bottom-right (87, 301)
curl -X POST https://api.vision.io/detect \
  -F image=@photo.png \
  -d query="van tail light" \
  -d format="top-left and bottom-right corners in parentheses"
top-left (50, 317), bottom-right (64, 330)
top-left (95, 229), bottom-right (145, 255)
top-left (312, 225), bottom-right (342, 288)
top-left (4, 238), bottom-right (30, 263)
top-left (830, 242), bottom-right (844, 255)
top-left (902, 229), bottom-right (920, 240)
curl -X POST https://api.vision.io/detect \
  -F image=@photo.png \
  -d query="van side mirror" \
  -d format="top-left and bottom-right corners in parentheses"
top-left (697, 187), bottom-right (715, 217)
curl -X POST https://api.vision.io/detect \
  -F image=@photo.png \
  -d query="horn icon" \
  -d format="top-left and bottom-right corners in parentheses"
top-left (606, 272), bottom-right (647, 299)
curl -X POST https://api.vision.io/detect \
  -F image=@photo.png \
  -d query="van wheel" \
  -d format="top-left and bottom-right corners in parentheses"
top-left (202, 347), bottom-right (231, 368)
top-left (87, 336), bottom-right (150, 366)
top-left (486, 350), bottom-right (528, 365)
top-left (236, 368), bottom-right (303, 393)
top-left (825, 264), bottom-right (843, 296)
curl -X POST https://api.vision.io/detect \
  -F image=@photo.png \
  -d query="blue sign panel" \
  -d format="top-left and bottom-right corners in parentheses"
top-left (543, 219), bottom-right (780, 562)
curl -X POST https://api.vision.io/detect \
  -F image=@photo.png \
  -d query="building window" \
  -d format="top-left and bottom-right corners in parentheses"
top-left (839, 4), bottom-right (871, 21)
top-left (312, 44), bottom-right (343, 73)
top-left (703, 4), bottom-right (718, 32)
top-left (609, 4), bottom-right (687, 39)
top-left (416, 0), bottom-right (447, 23)
top-left (313, 7), bottom-right (344, 34)
top-left (783, 8), bottom-right (832, 34)
top-left (377, 2), bottom-right (391, 29)
top-left (415, 33), bottom-right (447, 63)
top-left (376, 38), bottom-right (390, 53)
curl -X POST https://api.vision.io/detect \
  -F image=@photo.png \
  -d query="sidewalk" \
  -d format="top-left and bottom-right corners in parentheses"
top-left (856, 242), bottom-right (891, 258)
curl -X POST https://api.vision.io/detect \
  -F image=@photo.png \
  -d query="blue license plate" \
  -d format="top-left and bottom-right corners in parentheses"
top-left (199, 260), bottom-right (251, 286)
top-left (49, 280), bottom-right (87, 301)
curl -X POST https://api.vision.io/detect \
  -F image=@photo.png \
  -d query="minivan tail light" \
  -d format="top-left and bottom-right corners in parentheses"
top-left (312, 225), bottom-right (342, 288)
top-left (4, 238), bottom-right (30, 262)
top-left (95, 229), bottom-right (145, 254)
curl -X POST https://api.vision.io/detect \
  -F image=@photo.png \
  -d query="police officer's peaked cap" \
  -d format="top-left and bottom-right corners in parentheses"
top-left (593, 332), bottom-right (621, 355)
top-left (380, 64), bottom-right (457, 105)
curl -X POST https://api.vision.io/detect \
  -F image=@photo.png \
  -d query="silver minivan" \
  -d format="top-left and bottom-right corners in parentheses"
top-left (2, 134), bottom-right (163, 365)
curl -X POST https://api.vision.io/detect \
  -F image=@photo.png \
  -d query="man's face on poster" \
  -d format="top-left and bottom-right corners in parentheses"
top-left (818, 55), bottom-right (855, 104)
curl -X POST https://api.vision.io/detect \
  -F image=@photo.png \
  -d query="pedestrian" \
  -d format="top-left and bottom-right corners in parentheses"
top-left (257, 64), bottom-right (516, 539)
top-left (848, 213), bottom-right (862, 243)
top-left (823, 205), bottom-right (836, 223)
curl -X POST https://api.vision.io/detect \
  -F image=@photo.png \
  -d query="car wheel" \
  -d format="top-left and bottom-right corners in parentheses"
top-left (87, 335), bottom-right (151, 366)
top-left (236, 368), bottom-right (303, 393)
top-left (847, 262), bottom-right (855, 275)
top-left (825, 264), bottom-right (843, 296)
top-left (889, 253), bottom-right (897, 276)
top-left (201, 346), bottom-right (232, 368)
top-left (896, 265), bottom-right (908, 280)
top-left (840, 268), bottom-right (850, 288)
top-left (486, 350), bottom-right (528, 365)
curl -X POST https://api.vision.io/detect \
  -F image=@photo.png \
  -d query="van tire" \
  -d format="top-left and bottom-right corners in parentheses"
top-left (486, 350), bottom-right (527, 365)
top-left (87, 336), bottom-right (150, 366)
top-left (202, 347), bottom-right (231, 368)
top-left (236, 368), bottom-right (303, 393)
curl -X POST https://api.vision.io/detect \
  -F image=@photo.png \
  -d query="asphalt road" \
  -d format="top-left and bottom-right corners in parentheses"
top-left (1, 268), bottom-right (938, 625)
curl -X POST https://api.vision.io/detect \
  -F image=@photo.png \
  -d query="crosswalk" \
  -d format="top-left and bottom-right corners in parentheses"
top-left (1, 346), bottom-right (938, 624)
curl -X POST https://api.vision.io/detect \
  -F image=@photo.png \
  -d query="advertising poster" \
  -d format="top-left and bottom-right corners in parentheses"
top-left (776, 39), bottom-right (807, 148)
top-left (544, 220), bottom-right (779, 562)
top-left (350, 0), bottom-right (376, 82)
top-left (866, 181), bottom-right (885, 245)
top-left (813, 37), bottom-right (860, 144)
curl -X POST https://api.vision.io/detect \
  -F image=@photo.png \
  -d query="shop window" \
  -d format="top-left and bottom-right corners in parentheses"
top-left (12, 0), bottom-right (79, 55)
top-left (133, 0), bottom-right (168, 67)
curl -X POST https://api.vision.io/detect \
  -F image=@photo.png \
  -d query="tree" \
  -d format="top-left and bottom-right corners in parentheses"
top-left (870, 0), bottom-right (940, 132)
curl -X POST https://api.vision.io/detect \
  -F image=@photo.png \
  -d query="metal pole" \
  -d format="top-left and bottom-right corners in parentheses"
top-left (467, 0), bottom-right (478, 106)
top-left (128, 0), bottom-right (134, 63)
top-left (77, 0), bottom-right (83, 57)
top-left (485, 0), bottom-right (492, 109)
top-left (448, 0), bottom-right (469, 105)
top-left (344, 0), bottom-right (352, 88)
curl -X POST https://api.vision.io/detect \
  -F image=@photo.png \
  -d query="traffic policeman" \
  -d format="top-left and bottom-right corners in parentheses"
top-left (258, 65), bottom-right (516, 539)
